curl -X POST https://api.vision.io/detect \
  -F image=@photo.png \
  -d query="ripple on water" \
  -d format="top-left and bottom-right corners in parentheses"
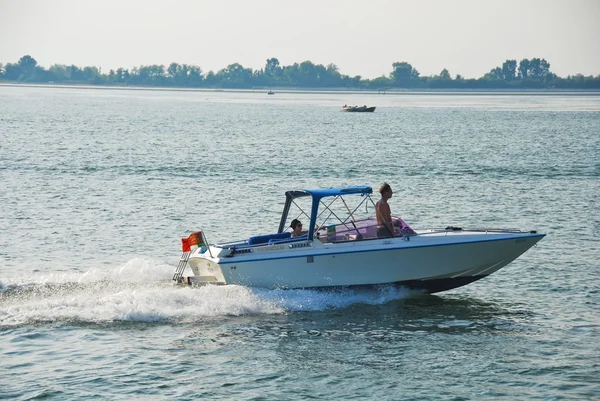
top-left (0, 88), bottom-right (599, 400)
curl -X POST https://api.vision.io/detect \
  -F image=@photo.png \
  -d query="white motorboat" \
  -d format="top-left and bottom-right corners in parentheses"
top-left (173, 186), bottom-right (545, 293)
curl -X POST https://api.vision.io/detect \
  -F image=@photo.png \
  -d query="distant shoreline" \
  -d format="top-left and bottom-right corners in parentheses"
top-left (1, 82), bottom-right (600, 96)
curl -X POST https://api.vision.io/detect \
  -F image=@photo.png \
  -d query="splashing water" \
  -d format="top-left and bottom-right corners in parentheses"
top-left (0, 257), bottom-right (416, 326)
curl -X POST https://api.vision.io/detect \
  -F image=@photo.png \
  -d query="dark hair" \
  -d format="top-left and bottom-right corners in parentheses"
top-left (379, 182), bottom-right (391, 194)
top-left (290, 219), bottom-right (302, 229)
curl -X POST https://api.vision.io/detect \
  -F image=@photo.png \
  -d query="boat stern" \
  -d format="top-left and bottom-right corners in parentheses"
top-left (174, 231), bottom-right (230, 286)
top-left (186, 248), bottom-right (228, 285)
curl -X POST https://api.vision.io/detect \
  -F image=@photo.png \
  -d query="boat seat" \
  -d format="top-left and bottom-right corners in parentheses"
top-left (248, 232), bottom-right (291, 246)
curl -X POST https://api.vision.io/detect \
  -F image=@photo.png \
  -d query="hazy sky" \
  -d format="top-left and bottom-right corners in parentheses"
top-left (1, 0), bottom-right (598, 79)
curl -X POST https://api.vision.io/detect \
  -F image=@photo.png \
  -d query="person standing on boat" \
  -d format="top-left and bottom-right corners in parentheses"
top-left (376, 183), bottom-right (395, 238)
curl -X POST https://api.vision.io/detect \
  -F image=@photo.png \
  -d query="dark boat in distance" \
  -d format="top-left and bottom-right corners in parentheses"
top-left (267, 90), bottom-right (275, 95)
top-left (342, 105), bottom-right (376, 112)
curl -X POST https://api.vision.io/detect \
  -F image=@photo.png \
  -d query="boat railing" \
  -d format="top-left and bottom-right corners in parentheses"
top-left (207, 225), bottom-right (534, 256)
top-left (214, 239), bottom-right (250, 248)
top-left (417, 227), bottom-right (533, 236)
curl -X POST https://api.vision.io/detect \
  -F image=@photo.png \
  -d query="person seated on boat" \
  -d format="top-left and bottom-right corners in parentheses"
top-left (376, 182), bottom-right (395, 238)
top-left (290, 219), bottom-right (325, 238)
top-left (290, 219), bottom-right (307, 237)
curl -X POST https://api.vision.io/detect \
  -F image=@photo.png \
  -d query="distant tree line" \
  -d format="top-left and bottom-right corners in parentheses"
top-left (1, 55), bottom-right (599, 89)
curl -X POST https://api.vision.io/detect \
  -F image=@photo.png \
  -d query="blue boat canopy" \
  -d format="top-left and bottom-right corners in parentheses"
top-left (285, 185), bottom-right (372, 202)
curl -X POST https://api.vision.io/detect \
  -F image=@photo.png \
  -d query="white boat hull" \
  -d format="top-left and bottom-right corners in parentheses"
top-left (186, 231), bottom-right (545, 293)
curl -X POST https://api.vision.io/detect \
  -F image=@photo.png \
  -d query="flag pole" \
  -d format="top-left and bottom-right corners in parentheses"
top-left (200, 230), bottom-right (214, 258)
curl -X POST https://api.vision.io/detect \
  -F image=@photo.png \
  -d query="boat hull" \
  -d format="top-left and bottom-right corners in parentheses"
top-left (187, 232), bottom-right (544, 293)
top-left (342, 106), bottom-right (376, 112)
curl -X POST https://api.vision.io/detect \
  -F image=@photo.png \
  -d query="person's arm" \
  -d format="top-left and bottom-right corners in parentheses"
top-left (383, 204), bottom-right (395, 237)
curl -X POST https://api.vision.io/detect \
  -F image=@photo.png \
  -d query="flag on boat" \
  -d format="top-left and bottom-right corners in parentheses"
top-left (181, 231), bottom-right (205, 252)
top-left (327, 225), bottom-right (336, 242)
top-left (181, 237), bottom-right (191, 252)
top-left (189, 231), bottom-right (205, 247)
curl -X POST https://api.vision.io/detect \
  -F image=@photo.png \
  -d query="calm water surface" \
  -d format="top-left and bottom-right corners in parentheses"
top-left (1, 86), bottom-right (599, 400)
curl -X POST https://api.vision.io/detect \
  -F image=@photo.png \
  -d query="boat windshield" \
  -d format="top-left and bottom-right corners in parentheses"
top-left (282, 189), bottom-right (414, 243)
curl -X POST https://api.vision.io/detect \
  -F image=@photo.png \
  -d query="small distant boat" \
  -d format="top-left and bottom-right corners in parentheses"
top-left (267, 90), bottom-right (275, 95)
top-left (342, 105), bottom-right (376, 112)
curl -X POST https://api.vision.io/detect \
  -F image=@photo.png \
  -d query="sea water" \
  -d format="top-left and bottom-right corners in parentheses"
top-left (1, 86), bottom-right (599, 400)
